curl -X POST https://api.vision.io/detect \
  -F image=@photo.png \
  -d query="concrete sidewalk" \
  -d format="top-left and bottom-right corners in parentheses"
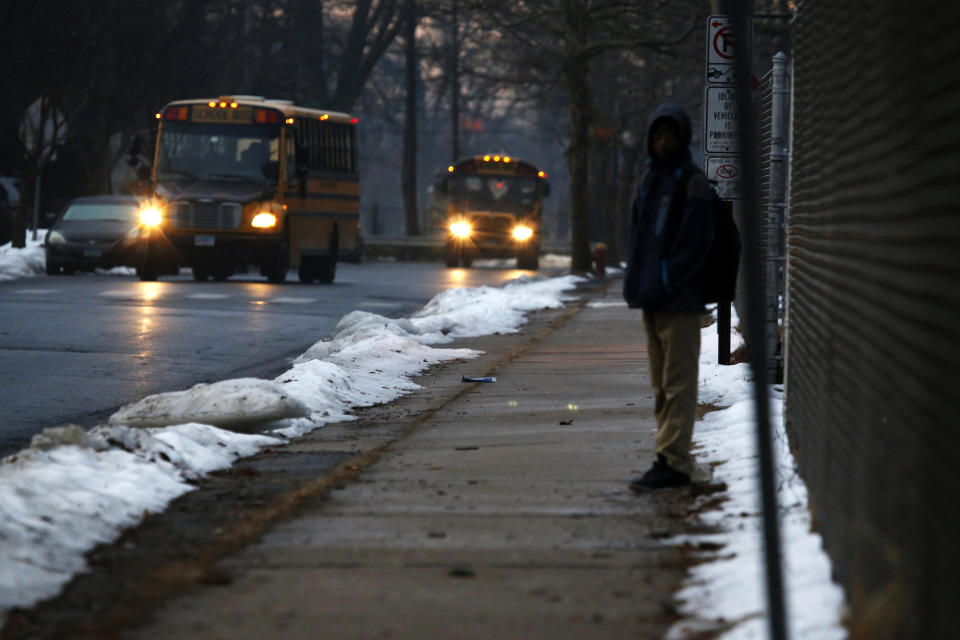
top-left (119, 278), bottom-right (697, 640)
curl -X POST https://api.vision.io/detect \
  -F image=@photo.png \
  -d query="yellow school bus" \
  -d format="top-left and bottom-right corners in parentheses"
top-left (429, 154), bottom-right (550, 270)
top-left (137, 95), bottom-right (360, 282)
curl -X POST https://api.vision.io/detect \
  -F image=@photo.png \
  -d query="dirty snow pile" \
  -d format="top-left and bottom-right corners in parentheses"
top-left (0, 236), bottom-right (46, 281)
top-left (0, 274), bottom-right (583, 621)
top-left (666, 309), bottom-right (847, 640)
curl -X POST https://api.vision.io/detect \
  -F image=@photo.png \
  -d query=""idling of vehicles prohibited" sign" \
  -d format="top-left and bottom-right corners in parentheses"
top-left (704, 86), bottom-right (739, 154)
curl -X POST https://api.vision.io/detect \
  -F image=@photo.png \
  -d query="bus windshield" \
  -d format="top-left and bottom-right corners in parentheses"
top-left (452, 175), bottom-right (539, 206)
top-left (156, 122), bottom-right (280, 183)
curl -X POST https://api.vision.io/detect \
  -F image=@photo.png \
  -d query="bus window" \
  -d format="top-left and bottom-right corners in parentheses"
top-left (284, 135), bottom-right (296, 183)
top-left (156, 122), bottom-right (279, 183)
top-left (489, 179), bottom-right (508, 200)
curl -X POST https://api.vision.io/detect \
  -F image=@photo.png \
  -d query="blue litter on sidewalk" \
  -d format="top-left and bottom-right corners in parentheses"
top-left (461, 376), bottom-right (497, 383)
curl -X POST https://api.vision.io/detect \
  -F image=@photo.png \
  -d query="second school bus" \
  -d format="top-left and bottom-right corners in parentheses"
top-left (136, 95), bottom-right (360, 283)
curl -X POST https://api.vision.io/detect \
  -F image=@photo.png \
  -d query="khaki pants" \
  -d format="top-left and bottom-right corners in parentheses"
top-left (642, 310), bottom-right (702, 476)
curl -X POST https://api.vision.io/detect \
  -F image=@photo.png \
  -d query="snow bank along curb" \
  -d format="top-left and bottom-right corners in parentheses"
top-left (666, 311), bottom-right (847, 640)
top-left (0, 274), bottom-right (584, 621)
top-left (0, 236), bottom-right (46, 281)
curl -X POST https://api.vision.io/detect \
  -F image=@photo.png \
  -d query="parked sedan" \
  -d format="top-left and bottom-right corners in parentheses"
top-left (45, 195), bottom-right (143, 274)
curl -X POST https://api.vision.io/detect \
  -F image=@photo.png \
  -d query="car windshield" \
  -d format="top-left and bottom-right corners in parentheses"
top-left (156, 122), bottom-right (280, 183)
top-left (62, 203), bottom-right (138, 222)
top-left (453, 176), bottom-right (539, 206)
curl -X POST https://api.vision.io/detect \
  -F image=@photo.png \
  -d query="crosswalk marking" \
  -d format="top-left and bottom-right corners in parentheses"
top-left (187, 293), bottom-right (232, 300)
top-left (12, 289), bottom-right (59, 295)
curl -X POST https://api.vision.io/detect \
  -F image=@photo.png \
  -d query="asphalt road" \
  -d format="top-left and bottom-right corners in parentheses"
top-left (0, 261), bottom-right (558, 457)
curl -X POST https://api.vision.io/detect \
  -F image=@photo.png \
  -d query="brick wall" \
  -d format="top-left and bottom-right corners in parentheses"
top-left (786, 3), bottom-right (960, 637)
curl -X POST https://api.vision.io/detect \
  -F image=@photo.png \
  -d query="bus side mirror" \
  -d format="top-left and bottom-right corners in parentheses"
top-left (262, 161), bottom-right (279, 182)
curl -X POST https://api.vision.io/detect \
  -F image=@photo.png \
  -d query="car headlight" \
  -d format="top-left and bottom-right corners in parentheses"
top-left (251, 212), bottom-right (277, 228)
top-left (46, 230), bottom-right (67, 245)
top-left (449, 221), bottom-right (471, 238)
top-left (139, 207), bottom-right (163, 227)
top-left (512, 225), bottom-right (534, 241)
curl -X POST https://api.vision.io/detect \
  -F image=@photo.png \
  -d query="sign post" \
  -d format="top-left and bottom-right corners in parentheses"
top-left (704, 14), bottom-right (749, 364)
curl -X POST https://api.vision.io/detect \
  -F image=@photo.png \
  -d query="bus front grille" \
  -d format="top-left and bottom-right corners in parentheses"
top-left (171, 202), bottom-right (242, 230)
top-left (471, 214), bottom-right (515, 244)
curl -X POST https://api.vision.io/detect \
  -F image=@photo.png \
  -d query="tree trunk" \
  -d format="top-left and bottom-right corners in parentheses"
top-left (450, 0), bottom-right (460, 162)
top-left (564, 64), bottom-right (592, 273)
top-left (402, 0), bottom-right (419, 236)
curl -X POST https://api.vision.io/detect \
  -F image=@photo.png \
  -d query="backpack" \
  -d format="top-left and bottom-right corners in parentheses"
top-left (676, 164), bottom-right (741, 303)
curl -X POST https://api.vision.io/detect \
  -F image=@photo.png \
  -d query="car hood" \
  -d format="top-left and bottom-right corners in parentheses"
top-left (156, 181), bottom-right (267, 204)
top-left (52, 220), bottom-right (136, 242)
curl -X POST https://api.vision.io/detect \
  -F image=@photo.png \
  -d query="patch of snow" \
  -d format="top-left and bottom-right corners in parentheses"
top-left (0, 235), bottom-right (46, 281)
top-left (667, 308), bottom-right (847, 640)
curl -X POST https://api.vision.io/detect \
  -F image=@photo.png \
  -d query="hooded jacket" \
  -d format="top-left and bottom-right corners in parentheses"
top-left (623, 103), bottom-right (714, 312)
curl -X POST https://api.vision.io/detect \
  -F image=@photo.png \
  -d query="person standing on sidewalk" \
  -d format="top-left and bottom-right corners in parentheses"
top-left (623, 103), bottom-right (714, 491)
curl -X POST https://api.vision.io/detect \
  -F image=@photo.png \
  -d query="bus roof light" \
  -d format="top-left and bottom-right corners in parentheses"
top-left (448, 166), bottom-right (455, 173)
top-left (208, 101), bottom-right (216, 108)
top-left (504, 156), bottom-right (511, 163)
top-left (483, 155), bottom-right (491, 162)
top-left (285, 117), bottom-right (295, 125)
top-left (351, 117), bottom-right (359, 124)
top-left (230, 102), bottom-right (239, 108)
top-left (538, 171), bottom-right (547, 178)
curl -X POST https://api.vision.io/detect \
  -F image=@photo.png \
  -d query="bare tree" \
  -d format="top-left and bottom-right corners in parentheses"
top-left (476, 0), bottom-right (700, 273)
top-left (401, 0), bottom-right (420, 235)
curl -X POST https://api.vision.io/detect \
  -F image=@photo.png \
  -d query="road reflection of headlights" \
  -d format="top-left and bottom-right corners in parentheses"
top-left (46, 231), bottom-right (67, 245)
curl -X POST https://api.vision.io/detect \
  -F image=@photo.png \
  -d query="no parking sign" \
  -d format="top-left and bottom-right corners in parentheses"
top-left (706, 156), bottom-right (742, 200)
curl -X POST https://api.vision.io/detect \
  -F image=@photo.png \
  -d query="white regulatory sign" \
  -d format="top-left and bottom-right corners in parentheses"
top-left (707, 16), bottom-right (736, 65)
top-left (705, 156), bottom-right (742, 200)
top-left (704, 86), bottom-right (739, 154)
top-left (705, 15), bottom-right (751, 85)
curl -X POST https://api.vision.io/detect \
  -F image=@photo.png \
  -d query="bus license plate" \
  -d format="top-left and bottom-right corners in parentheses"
top-left (83, 247), bottom-right (102, 257)
top-left (194, 235), bottom-right (215, 247)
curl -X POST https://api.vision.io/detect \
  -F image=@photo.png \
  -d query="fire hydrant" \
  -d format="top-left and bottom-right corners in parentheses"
top-left (592, 242), bottom-right (607, 278)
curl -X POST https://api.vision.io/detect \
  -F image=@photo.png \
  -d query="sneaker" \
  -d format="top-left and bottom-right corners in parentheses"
top-left (628, 456), bottom-right (691, 491)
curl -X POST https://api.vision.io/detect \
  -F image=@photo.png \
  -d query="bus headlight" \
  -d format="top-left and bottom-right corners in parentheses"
top-left (512, 225), bottom-right (534, 241)
top-left (449, 221), bottom-right (471, 238)
top-left (252, 212), bottom-right (278, 228)
top-left (138, 207), bottom-right (163, 227)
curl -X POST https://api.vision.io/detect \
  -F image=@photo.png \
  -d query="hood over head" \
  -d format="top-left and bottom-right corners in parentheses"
top-left (646, 103), bottom-right (693, 164)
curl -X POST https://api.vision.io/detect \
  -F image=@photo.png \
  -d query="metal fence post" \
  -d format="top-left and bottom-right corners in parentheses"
top-left (767, 52), bottom-right (790, 382)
